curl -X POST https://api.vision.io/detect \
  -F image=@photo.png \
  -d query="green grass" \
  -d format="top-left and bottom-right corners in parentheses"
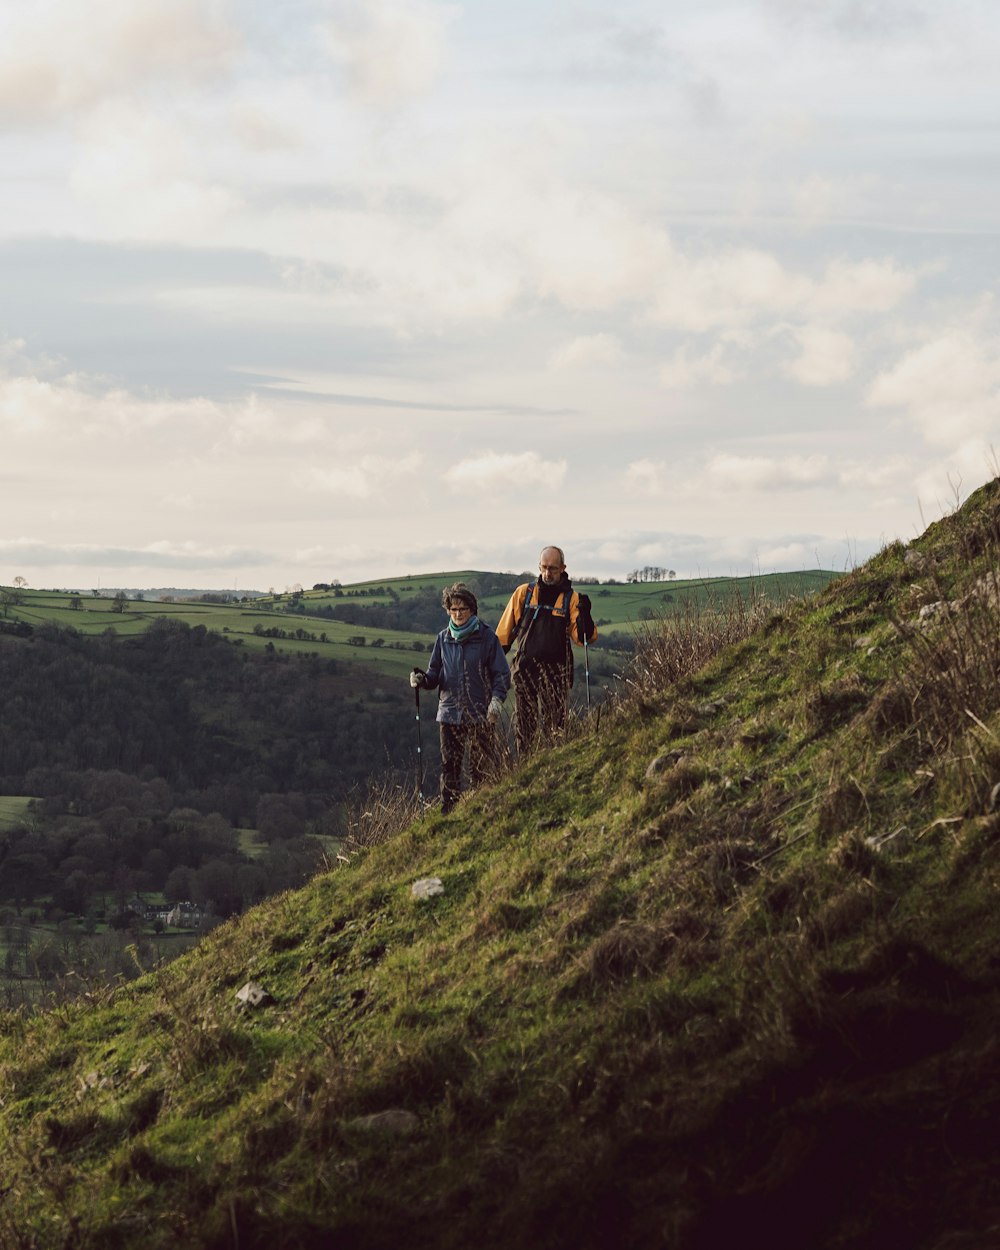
top-left (4, 498), bottom-right (999, 1247)
top-left (0, 797), bottom-right (34, 831)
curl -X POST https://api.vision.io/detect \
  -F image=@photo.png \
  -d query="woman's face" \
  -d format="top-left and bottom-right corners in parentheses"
top-left (448, 600), bottom-right (473, 624)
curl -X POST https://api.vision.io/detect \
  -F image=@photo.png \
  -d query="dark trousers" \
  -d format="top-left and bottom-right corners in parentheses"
top-left (439, 721), bottom-right (500, 813)
top-left (512, 658), bottom-right (569, 756)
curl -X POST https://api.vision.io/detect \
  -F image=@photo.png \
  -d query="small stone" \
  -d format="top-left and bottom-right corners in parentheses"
top-left (645, 750), bottom-right (684, 780)
top-left (347, 1109), bottom-right (420, 1137)
top-left (411, 877), bottom-right (444, 900)
top-left (235, 981), bottom-right (274, 1008)
top-left (865, 826), bottom-right (911, 853)
top-left (989, 782), bottom-right (1000, 813)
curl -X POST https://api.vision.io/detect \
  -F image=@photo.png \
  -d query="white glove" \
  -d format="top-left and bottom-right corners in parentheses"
top-left (487, 696), bottom-right (503, 721)
top-left (410, 669), bottom-right (425, 689)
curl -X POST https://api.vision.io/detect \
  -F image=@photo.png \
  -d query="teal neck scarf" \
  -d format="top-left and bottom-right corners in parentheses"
top-left (448, 614), bottom-right (480, 642)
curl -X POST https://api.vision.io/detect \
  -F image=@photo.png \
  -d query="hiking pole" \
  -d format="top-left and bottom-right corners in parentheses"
top-left (414, 683), bottom-right (424, 799)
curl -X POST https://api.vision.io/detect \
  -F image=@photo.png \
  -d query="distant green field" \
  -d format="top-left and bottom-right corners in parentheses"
top-left (283, 568), bottom-right (839, 631)
top-left (2, 590), bottom-right (431, 672)
top-left (2, 568), bottom-right (838, 683)
top-left (0, 796), bottom-right (34, 831)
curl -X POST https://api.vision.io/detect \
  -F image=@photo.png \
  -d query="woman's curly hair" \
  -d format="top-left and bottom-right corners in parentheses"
top-left (441, 582), bottom-right (478, 614)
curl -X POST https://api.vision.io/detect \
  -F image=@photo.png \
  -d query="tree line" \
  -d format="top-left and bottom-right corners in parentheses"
top-left (0, 771), bottom-right (328, 922)
top-left (0, 617), bottom-right (420, 809)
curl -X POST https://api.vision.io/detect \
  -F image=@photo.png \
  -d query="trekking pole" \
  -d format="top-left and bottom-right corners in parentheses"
top-left (414, 683), bottom-right (424, 799)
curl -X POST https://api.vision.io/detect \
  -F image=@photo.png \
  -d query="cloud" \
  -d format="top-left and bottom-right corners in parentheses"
top-left (650, 249), bottom-right (808, 333)
top-left (682, 451), bottom-right (920, 500)
top-left (0, 347), bottom-right (296, 448)
top-left (0, 368), bottom-right (213, 437)
top-left (70, 102), bottom-right (240, 238)
top-left (766, 0), bottom-right (930, 43)
top-left (525, 188), bottom-right (671, 311)
top-left (549, 333), bottom-right (624, 370)
top-left (649, 252), bottom-right (915, 334)
top-left (0, 538), bottom-right (270, 570)
top-left (703, 453), bottom-right (835, 492)
top-left (0, 0), bottom-right (240, 124)
top-left (754, 539), bottom-right (816, 567)
top-left (867, 325), bottom-right (1000, 446)
top-left (317, 0), bottom-right (457, 108)
top-left (780, 324), bottom-right (856, 386)
top-left (912, 442), bottom-right (999, 511)
top-left (444, 451), bottom-right (567, 496)
top-left (660, 339), bottom-right (744, 388)
top-left (569, 528), bottom-right (859, 580)
top-left (811, 259), bottom-right (916, 317)
top-left (624, 459), bottom-right (668, 497)
top-left (306, 453), bottom-right (423, 500)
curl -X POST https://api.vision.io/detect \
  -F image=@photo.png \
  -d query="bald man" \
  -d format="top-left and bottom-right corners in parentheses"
top-left (495, 545), bottom-right (597, 754)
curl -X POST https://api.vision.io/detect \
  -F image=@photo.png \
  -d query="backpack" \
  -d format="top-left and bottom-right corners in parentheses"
top-left (512, 581), bottom-right (575, 684)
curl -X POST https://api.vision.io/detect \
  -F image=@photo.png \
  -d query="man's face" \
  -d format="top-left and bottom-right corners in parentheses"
top-left (539, 550), bottom-right (565, 585)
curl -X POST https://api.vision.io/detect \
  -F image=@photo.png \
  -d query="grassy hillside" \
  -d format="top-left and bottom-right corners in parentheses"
top-left (1, 490), bottom-right (998, 1248)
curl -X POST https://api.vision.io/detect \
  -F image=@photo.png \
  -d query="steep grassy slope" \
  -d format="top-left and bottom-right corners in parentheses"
top-left (2, 485), bottom-right (1000, 1249)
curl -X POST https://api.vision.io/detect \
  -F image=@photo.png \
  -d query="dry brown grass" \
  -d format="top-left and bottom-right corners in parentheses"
top-left (623, 583), bottom-right (775, 697)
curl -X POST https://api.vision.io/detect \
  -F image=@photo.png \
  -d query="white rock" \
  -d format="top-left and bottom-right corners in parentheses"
top-left (347, 1109), bottom-right (420, 1137)
top-left (235, 981), bottom-right (274, 1008)
top-left (411, 877), bottom-right (444, 899)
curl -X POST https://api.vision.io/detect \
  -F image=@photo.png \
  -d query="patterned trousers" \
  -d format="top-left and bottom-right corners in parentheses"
top-left (511, 658), bottom-right (570, 756)
top-left (439, 721), bottom-right (500, 813)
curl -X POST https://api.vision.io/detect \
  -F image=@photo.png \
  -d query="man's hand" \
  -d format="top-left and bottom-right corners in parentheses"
top-left (410, 668), bottom-right (426, 689)
top-left (577, 593), bottom-right (594, 642)
top-left (487, 696), bottom-right (503, 721)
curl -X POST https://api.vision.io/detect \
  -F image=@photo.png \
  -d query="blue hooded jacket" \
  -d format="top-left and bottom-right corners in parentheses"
top-left (423, 619), bottom-right (511, 725)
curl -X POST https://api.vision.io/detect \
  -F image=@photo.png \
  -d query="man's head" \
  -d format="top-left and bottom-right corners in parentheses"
top-left (538, 546), bottom-right (566, 586)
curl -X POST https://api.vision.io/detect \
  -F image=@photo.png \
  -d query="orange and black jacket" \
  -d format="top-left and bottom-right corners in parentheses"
top-left (495, 577), bottom-right (597, 666)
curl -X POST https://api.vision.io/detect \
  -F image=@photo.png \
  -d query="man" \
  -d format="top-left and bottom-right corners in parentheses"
top-left (411, 582), bottom-right (510, 814)
top-left (495, 546), bottom-right (597, 754)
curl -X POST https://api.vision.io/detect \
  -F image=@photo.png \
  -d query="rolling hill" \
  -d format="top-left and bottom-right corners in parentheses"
top-left (0, 568), bottom-right (838, 692)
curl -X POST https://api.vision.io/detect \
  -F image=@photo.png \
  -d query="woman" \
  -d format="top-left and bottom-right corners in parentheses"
top-left (410, 582), bottom-right (510, 814)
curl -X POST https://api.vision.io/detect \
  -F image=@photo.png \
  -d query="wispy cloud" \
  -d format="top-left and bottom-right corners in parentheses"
top-left (704, 453), bottom-right (836, 492)
top-left (317, 0), bottom-right (457, 108)
top-left (0, 538), bottom-right (271, 571)
top-left (779, 324), bottom-right (856, 386)
top-left (307, 453), bottom-right (424, 500)
top-left (0, 0), bottom-right (240, 124)
top-left (867, 323), bottom-right (1000, 447)
top-left (549, 333), bottom-right (624, 371)
top-left (445, 451), bottom-right (568, 496)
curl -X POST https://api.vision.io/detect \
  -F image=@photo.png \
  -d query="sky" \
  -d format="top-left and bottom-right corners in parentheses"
top-left (1, 0), bottom-right (998, 592)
